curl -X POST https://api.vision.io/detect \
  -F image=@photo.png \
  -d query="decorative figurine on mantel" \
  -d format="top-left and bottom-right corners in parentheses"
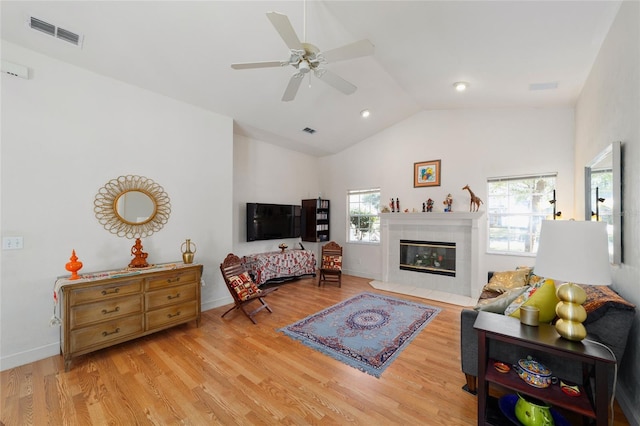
top-left (462, 184), bottom-right (483, 212)
top-left (129, 238), bottom-right (149, 268)
top-left (443, 194), bottom-right (453, 212)
top-left (426, 198), bottom-right (434, 212)
top-left (390, 198), bottom-right (395, 213)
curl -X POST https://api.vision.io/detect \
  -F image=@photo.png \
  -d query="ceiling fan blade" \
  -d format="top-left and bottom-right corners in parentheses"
top-left (231, 61), bottom-right (286, 70)
top-left (266, 12), bottom-right (303, 51)
top-left (315, 69), bottom-right (357, 95)
top-left (282, 74), bottom-right (304, 102)
top-left (321, 39), bottom-right (374, 63)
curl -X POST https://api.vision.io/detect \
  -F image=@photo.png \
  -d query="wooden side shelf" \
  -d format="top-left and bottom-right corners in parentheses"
top-left (485, 358), bottom-right (594, 417)
top-left (301, 199), bottom-right (330, 242)
top-left (474, 311), bottom-right (615, 426)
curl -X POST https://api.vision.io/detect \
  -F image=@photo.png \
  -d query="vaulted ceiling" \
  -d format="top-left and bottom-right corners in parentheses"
top-left (1, 1), bottom-right (621, 156)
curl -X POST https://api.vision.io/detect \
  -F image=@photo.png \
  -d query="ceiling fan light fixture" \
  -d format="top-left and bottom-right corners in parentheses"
top-left (453, 81), bottom-right (470, 92)
top-left (298, 60), bottom-right (310, 74)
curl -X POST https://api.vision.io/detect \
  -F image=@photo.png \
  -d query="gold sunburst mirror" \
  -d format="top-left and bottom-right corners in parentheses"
top-left (94, 175), bottom-right (171, 239)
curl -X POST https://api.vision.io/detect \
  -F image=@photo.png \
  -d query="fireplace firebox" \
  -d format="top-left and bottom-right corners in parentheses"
top-left (400, 239), bottom-right (456, 277)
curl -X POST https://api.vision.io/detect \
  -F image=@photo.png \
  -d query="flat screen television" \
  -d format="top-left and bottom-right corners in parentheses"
top-left (246, 203), bottom-right (301, 241)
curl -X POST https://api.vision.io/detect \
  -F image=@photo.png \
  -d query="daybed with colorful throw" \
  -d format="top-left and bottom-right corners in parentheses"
top-left (460, 268), bottom-right (635, 396)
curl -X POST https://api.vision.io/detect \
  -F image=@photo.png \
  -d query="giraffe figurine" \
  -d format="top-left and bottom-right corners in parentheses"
top-left (462, 185), bottom-right (483, 212)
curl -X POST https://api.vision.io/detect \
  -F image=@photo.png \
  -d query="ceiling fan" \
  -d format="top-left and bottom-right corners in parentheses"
top-left (231, 11), bottom-right (374, 102)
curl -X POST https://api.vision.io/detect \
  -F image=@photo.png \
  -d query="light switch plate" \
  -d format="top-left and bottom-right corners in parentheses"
top-left (2, 236), bottom-right (24, 250)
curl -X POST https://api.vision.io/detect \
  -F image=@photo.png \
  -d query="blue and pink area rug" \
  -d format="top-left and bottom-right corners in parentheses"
top-left (278, 292), bottom-right (441, 377)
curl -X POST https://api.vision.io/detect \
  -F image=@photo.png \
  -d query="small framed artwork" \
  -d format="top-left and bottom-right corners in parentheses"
top-left (414, 159), bottom-right (441, 187)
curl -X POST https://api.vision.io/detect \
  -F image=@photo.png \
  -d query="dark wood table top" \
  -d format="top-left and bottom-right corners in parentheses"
top-left (474, 311), bottom-right (615, 363)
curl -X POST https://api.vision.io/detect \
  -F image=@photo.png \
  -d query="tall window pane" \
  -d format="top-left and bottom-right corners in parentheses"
top-left (487, 174), bottom-right (556, 254)
top-left (348, 188), bottom-right (380, 243)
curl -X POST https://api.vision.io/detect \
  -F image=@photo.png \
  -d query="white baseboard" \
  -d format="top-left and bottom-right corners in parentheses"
top-left (341, 268), bottom-right (378, 280)
top-left (0, 342), bottom-right (60, 371)
top-left (202, 295), bottom-right (233, 312)
top-left (616, 382), bottom-right (639, 426)
top-left (1, 297), bottom-right (233, 372)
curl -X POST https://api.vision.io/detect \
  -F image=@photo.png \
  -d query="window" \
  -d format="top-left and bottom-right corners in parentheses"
top-left (347, 188), bottom-right (380, 243)
top-left (487, 174), bottom-right (556, 254)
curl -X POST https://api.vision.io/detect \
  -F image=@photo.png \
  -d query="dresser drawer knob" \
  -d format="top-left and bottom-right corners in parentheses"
top-left (102, 327), bottom-right (120, 337)
top-left (167, 311), bottom-right (181, 318)
top-left (101, 288), bottom-right (120, 296)
top-left (167, 277), bottom-right (181, 283)
top-left (167, 293), bottom-right (181, 300)
top-left (102, 306), bottom-right (121, 315)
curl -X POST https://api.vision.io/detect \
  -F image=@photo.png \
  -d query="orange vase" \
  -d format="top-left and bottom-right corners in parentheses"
top-left (65, 250), bottom-right (83, 280)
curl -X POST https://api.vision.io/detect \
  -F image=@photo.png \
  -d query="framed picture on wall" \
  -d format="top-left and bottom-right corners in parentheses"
top-left (414, 160), bottom-right (441, 187)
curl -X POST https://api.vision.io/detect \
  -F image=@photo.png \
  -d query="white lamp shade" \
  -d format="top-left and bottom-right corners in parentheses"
top-left (535, 220), bottom-right (611, 286)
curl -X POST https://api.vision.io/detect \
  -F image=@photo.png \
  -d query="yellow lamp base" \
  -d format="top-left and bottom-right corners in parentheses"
top-left (555, 282), bottom-right (588, 341)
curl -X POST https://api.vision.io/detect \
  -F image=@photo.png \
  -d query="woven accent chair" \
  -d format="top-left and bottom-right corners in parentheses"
top-left (219, 253), bottom-right (277, 324)
top-left (318, 241), bottom-right (343, 287)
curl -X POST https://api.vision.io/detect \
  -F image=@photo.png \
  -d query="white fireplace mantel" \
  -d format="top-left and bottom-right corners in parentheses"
top-left (380, 212), bottom-right (486, 301)
top-left (381, 211), bottom-right (484, 224)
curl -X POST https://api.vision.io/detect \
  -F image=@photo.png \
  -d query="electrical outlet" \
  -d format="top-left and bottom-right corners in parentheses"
top-left (2, 236), bottom-right (24, 250)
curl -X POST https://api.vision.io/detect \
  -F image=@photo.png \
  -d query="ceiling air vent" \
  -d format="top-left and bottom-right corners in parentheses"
top-left (29, 17), bottom-right (83, 47)
top-left (56, 28), bottom-right (81, 45)
top-left (302, 127), bottom-right (316, 134)
top-left (30, 17), bottom-right (55, 36)
top-left (529, 82), bottom-right (558, 91)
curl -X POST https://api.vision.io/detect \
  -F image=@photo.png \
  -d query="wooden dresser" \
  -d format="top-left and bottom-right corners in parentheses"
top-left (57, 263), bottom-right (202, 371)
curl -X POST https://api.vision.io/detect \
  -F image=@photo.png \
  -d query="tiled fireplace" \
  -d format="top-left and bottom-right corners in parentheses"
top-left (380, 212), bottom-right (485, 299)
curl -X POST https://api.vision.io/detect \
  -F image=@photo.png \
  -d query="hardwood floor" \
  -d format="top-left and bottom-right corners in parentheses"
top-left (1, 275), bottom-right (630, 425)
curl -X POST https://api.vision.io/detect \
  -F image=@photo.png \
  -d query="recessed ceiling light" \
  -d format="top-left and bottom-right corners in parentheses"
top-left (453, 81), bottom-right (469, 92)
top-left (360, 109), bottom-right (371, 118)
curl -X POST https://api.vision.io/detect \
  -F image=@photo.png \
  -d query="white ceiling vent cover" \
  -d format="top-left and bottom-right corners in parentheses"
top-left (29, 17), bottom-right (83, 48)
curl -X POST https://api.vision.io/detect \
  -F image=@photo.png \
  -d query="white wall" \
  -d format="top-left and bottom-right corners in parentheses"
top-left (575, 1), bottom-right (640, 422)
top-left (318, 107), bottom-right (575, 279)
top-left (232, 134), bottom-right (321, 256)
top-left (0, 42), bottom-right (234, 370)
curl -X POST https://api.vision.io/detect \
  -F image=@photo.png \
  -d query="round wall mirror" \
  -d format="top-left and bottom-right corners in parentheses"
top-left (115, 190), bottom-right (156, 225)
top-left (94, 175), bottom-right (171, 238)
